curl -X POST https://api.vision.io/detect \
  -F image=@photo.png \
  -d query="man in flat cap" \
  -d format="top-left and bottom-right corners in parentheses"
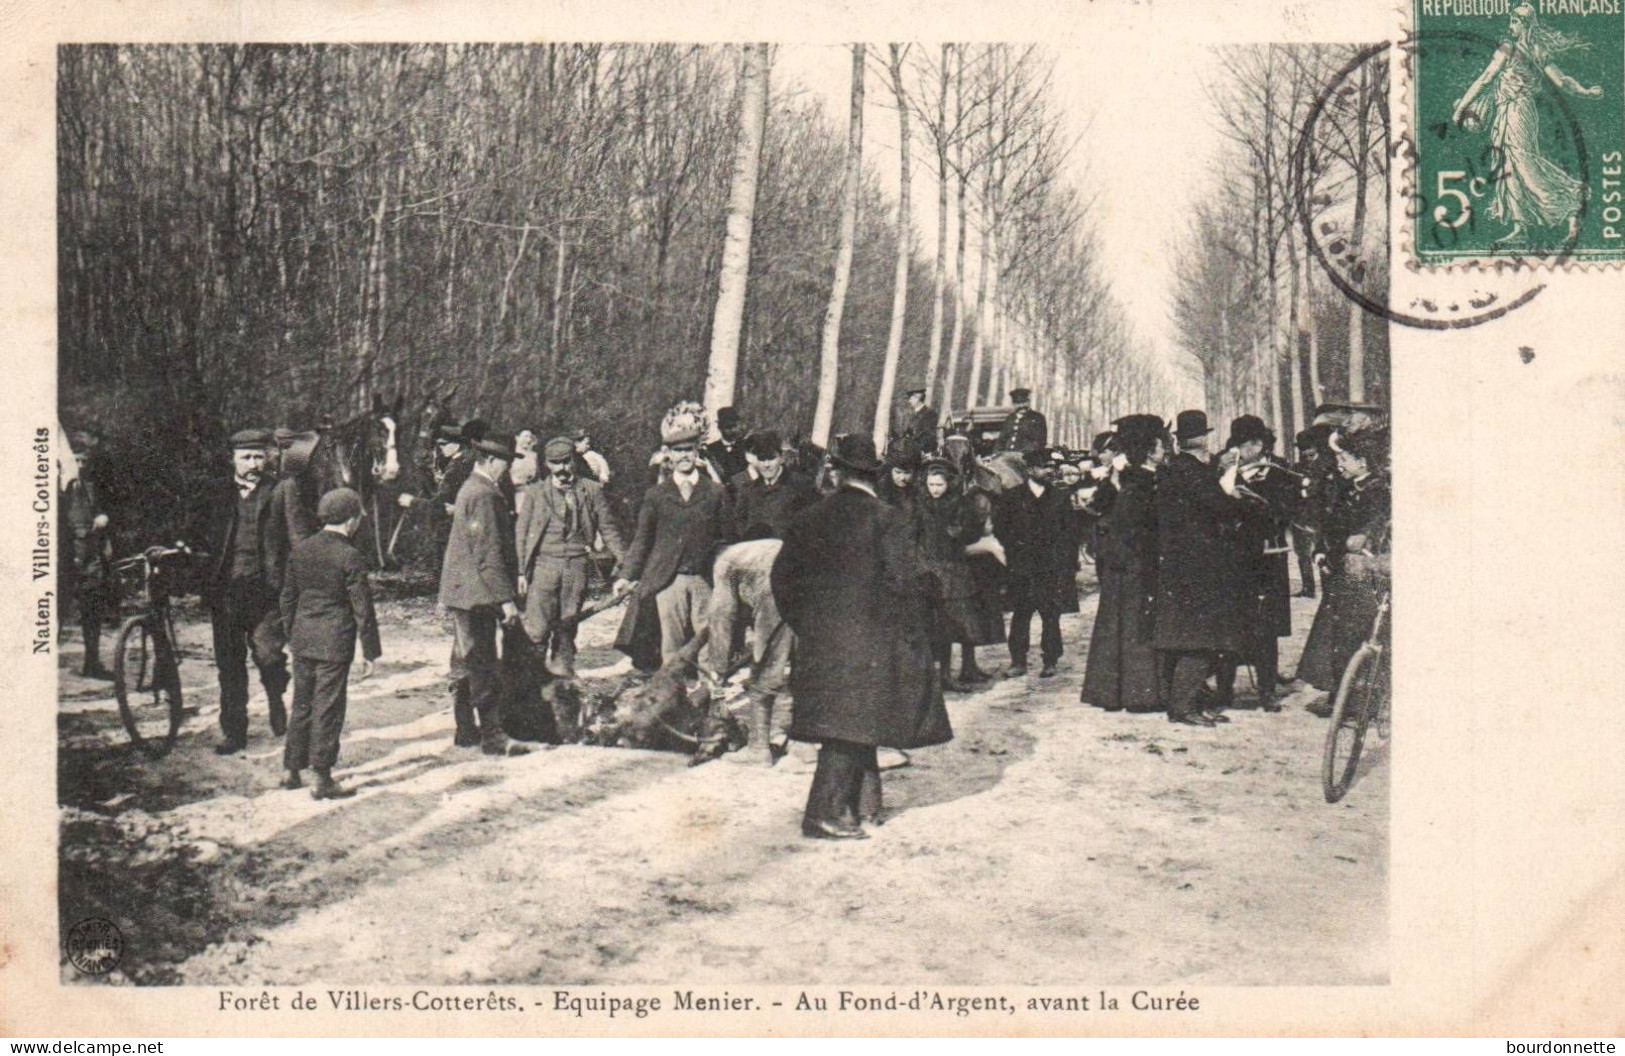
top-left (902, 387), bottom-right (940, 457)
top-left (997, 387), bottom-right (1048, 455)
top-left (515, 436), bottom-right (626, 688)
top-left (994, 446), bottom-right (1080, 679)
top-left (279, 487), bottom-right (380, 799)
top-left (204, 428), bottom-right (292, 754)
top-left (1153, 410), bottom-right (1246, 727)
top-left (440, 433), bottom-right (527, 755)
top-left (704, 406), bottom-right (750, 487)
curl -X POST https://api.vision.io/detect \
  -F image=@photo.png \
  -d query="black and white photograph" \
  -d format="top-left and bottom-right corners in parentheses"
top-left (3, 0), bottom-right (1621, 1040)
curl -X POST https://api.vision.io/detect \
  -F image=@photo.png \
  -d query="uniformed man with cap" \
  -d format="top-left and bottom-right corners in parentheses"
top-left (279, 487), bottom-right (381, 800)
top-left (515, 436), bottom-right (627, 686)
top-left (204, 427), bottom-right (293, 754)
top-left (997, 388), bottom-right (1049, 455)
top-left (440, 432), bottom-right (528, 755)
top-left (901, 387), bottom-right (940, 456)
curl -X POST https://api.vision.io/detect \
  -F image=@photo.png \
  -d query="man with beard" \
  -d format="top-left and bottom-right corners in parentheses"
top-left (515, 436), bottom-right (626, 685)
top-left (771, 434), bottom-right (951, 839)
top-left (995, 446), bottom-right (1081, 679)
top-left (1152, 410), bottom-right (1245, 728)
top-left (204, 428), bottom-right (292, 754)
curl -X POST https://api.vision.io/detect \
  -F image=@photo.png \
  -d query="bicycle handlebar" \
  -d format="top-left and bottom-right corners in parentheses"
top-left (113, 544), bottom-right (210, 572)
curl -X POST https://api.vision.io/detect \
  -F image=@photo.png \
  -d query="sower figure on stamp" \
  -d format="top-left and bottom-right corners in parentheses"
top-left (439, 432), bottom-right (529, 756)
top-left (515, 436), bottom-right (627, 692)
top-left (771, 434), bottom-right (952, 840)
top-left (995, 446), bottom-right (1081, 680)
top-left (279, 488), bottom-right (380, 800)
top-left (62, 428), bottom-right (116, 680)
top-left (1153, 411), bottom-right (1246, 729)
top-left (204, 428), bottom-right (293, 755)
top-left (614, 403), bottom-right (731, 671)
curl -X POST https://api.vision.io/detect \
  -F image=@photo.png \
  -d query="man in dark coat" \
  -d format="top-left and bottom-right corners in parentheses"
top-left (398, 421), bottom-right (477, 572)
top-left (439, 433), bottom-right (527, 756)
top-left (771, 434), bottom-right (951, 840)
top-left (1153, 410), bottom-right (1246, 727)
top-left (996, 387), bottom-right (1048, 455)
top-left (1226, 415), bottom-right (1298, 709)
top-left (1292, 424), bottom-right (1338, 598)
top-left (615, 404), bottom-right (731, 669)
top-left (515, 436), bottom-right (626, 683)
top-left (204, 428), bottom-right (295, 754)
top-left (995, 447), bottom-right (1081, 679)
top-left (731, 429), bottom-right (817, 541)
top-left (279, 488), bottom-right (381, 800)
top-left (901, 387), bottom-right (940, 455)
top-left (704, 406), bottom-right (750, 486)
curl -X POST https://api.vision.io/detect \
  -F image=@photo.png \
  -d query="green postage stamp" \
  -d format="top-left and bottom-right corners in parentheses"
top-left (1412, 0), bottom-right (1625, 263)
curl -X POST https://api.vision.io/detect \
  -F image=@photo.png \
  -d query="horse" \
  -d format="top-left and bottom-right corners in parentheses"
top-left (307, 394), bottom-right (404, 568)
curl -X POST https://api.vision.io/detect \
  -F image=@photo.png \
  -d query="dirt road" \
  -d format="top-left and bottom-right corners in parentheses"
top-left (57, 576), bottom-right (1386, 986)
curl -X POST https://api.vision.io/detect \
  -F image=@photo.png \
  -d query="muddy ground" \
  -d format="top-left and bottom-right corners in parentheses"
top-left (56, 566), bottom-right (1386, 987)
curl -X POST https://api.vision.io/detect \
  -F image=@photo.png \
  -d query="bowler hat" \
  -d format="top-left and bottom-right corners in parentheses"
top-left (716, 406), bottom-right (741, 427)
top-left (827, 433), bottom-right (882, 473)
top-left (1173, 410), bottom-right (1213, 440)
top-left (543, 436), bottom-right (575, 461)
top-left (1225, 414), bottom-right (1276, 450)
top-left (1295, 428), bottom-right (1319, 451)
top-left (904, 387), bottom-right (926, 399)
top-left (745, 430), bottom-right (783, 459)
top-left (1009, 387), bottom-right (1032, 402)
top-left (472, 433), bottom-right (516, 460)
top-left (317, 487), bottom-right (363, 526)
top-left (229, 428), bottom-right (273, 450)
top-left (459, 418), bottom-right (490, 443)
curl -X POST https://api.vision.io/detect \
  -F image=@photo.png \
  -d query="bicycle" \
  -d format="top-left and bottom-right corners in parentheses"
top-left (110, 544), bottom-right (204, 757)
top-left (1322, 588), bottom-right (1391, 803)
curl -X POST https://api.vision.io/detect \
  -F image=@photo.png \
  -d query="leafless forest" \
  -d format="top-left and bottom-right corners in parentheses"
top-left (58, 43), bottom-right (1179, 549)
top-left (1173, 44), bottom-right (1392, 438)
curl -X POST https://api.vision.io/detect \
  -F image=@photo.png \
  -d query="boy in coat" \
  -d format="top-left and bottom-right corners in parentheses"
top-left (279, 488), bottom-right (381, 800)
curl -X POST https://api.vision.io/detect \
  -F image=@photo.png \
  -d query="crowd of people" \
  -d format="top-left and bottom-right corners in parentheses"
top-left (58, 384), bottom-right (1391, 838)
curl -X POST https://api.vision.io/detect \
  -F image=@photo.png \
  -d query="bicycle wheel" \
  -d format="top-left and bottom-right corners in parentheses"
top-left (1322, 644), bottom-right (1381, 803)
top-left (113, 616), bottom-right (183, 758)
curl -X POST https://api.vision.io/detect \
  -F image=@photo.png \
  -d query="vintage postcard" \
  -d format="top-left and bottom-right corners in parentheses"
top-left (1, 0), bottom-right (1621, 1040)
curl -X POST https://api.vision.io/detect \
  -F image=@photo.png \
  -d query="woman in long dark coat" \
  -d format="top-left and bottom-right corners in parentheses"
top-left (916, 459), bottom-right (1001, 691)
top-left (1296, 427), bottom-right (1391, 693)
top-left (1081, 416), bottom-right (1166, 712)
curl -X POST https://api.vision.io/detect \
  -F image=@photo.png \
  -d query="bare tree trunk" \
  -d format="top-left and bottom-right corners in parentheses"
top-left (1285, 227), bottom-right (1305, 438)
top-left (1348, 59), bottom-right (1372, 402)
top-left (873, 44), bottom-right (912, 452)
top-left (940, 46), bottom-right (969, 423)
top-left (704, 42), bottom-right (770, 420)
top-left (924, 44), bottom-right (951, 409)
top-left (811, 45), bottom-right (863, 448)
